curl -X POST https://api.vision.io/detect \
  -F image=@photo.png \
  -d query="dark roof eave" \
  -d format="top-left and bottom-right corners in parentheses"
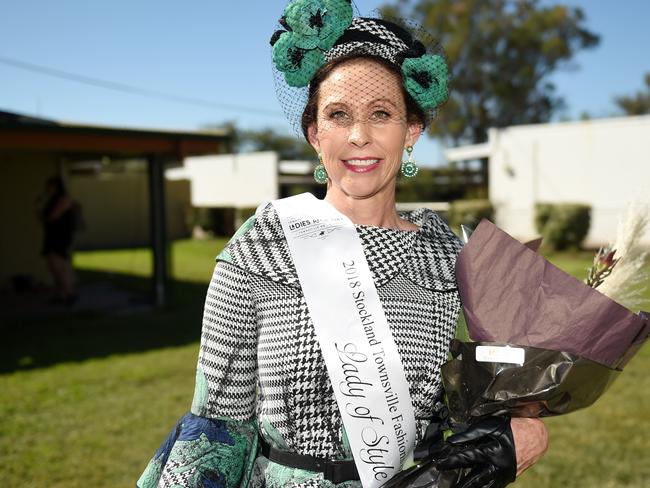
top-left (0, 109), bottom-right (231, 158)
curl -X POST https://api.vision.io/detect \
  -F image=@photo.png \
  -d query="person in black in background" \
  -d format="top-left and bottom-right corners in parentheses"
top-left (38, 176), bottom-right (79, 305)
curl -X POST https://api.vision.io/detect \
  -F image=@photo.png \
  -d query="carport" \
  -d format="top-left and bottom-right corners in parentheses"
top-left (0, 110), bottom-right (231, 307)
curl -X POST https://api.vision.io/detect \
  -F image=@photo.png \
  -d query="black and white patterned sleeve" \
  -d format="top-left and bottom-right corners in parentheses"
top-left (192, 260), bottom-right (259, 421)
top-left (137, 260), bottom-right (259, 488)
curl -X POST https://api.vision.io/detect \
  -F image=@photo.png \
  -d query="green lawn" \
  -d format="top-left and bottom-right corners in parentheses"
top-left (1, 240), bottom-right (648, 487)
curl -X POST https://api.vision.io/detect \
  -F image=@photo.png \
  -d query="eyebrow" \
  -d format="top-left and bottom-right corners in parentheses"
top-left (322, 98), bottom-right (401, 111)
top-left (370, 98), bottom-right (400, 109)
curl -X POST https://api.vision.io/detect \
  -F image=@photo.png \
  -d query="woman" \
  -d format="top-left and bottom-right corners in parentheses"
top-left (138, 4), bottom-right (547, 487)
top-left (39, 176), bottom-right (78, 305)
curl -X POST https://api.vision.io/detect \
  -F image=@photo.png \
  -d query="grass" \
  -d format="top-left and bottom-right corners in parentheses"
top-left (1, 240), bottom-right (648, 487)
top-left (0, 346), bottom-right (197, 486)
top-left (74, 238), bottom-right (229, 282)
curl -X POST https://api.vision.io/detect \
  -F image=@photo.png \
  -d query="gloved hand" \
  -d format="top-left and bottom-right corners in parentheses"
top-left (434, 416), bottom-right (517, 488)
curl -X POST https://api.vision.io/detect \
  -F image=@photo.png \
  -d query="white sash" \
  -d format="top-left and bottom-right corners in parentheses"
top-left (272, 193), bottom-right (416, 488)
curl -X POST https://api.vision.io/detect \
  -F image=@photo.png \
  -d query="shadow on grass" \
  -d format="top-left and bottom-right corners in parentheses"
top-left (0, 269), bottom-right (207, 374)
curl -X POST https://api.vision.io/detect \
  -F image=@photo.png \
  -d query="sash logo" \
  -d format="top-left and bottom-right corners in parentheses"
top-left (289, 219), bottom-right (314, 230)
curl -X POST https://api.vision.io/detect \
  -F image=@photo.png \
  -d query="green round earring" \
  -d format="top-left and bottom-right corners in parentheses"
top-left (401, 146), bottom-right (419, 178)
top-left (314, 154), bottom-right (328, 184)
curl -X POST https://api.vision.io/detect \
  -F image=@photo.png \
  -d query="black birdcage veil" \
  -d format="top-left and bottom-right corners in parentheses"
top-left (270, 0), bottom-right (450, 138)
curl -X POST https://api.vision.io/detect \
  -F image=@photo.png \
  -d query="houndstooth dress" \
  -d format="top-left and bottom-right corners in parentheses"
top-left (138, 203), bottom-right (463, 488)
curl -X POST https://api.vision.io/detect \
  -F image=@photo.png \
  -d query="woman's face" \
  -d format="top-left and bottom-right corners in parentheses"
top-left (308, 58), bottom-right (421, 201)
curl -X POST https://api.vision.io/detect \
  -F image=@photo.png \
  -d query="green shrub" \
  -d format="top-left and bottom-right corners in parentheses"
top-left (185, 207), bottom-right (219, 233)
top-left (448, 199), bottom-right (494, 234)
top-left (237, 207), bottom-right (258, 223)
top-left (534, 203), bottom-right (553, 234)
top-left (534, 203), bottom-right (591, 250)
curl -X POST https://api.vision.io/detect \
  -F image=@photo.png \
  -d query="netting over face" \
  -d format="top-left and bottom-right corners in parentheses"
top-left (270, 0), bottom-right (449, 138)
top-left (307, 56), bottom-right (422, 200)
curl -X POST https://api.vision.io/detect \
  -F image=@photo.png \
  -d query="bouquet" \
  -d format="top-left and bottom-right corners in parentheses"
top-left (445, 219), bottom-right (648, 422)
top-left (383, 218), bottom-right (649, 488)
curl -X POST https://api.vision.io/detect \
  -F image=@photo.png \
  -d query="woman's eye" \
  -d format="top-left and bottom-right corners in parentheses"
top-left (371, 110), bottom-right (391, 121)
top-left (329, 110), bottom-right (348, 120)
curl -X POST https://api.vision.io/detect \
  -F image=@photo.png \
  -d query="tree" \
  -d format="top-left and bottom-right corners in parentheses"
top-left (614, 73), bottom-right (650, 115)
top-left (202, 121), bottom-right (315, 160)
top-left (381, 0), bottom-right (600, 144)
top-left (239, 127), bottom-right (316, 160)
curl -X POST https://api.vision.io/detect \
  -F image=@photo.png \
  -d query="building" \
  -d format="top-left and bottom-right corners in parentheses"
top-left (445, 114), bottom-right (650, 247)
top-left (166, 151), bottom-right (279, 208)
top-left (166, 153), bottom-right (325, 234)
top-left (0, 110), bottom-right (231, 305)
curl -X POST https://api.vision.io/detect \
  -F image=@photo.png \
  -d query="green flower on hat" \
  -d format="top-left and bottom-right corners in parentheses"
top-left (270, 0), bottom-right (352, 87)
top-left (284, 0), bottom-right (353, 51)
top-left (401, 54), bottom-right (449, 110)
top-left (272, 31), bottom-right (325, 87)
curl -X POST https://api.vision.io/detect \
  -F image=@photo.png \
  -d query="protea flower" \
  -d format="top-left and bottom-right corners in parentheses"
top-left (585, 246), bottom-right (619, 289)
top-left (586, 200), bottom-right (650, 311)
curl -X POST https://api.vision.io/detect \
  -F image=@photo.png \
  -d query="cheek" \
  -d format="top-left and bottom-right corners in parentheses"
top-left (376, 126), bottom-right (408, 159)
top-left (317, 128), bottom-right (347, 156)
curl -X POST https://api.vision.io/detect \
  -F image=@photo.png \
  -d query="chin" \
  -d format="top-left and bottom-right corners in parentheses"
top-left (338, 180), bottom-right (393, 200)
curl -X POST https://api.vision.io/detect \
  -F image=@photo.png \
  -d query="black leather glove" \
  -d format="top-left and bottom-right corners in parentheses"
top-left (434, 416), bottom-right (517, 488)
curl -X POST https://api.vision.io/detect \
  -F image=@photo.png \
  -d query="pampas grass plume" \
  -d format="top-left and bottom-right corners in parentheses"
top-left (598, 201), bottom-right (650, 311)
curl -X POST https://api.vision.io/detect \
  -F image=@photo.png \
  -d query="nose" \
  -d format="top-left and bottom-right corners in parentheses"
top-left (348, 120), bottom-right (370, 147)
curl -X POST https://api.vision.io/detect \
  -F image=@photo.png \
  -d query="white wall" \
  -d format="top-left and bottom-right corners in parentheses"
top-left (167, 151), bottom-right (279, 208)
top-left (69, 174), bottom-right (191, 248)
top-left (487, 115), bottom-right (650, 246)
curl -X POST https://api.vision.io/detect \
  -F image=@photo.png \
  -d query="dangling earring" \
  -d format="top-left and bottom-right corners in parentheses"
top-left (314, 153), bottom-right (328, 184)
top-left (401, 146), bottom-right (419, 178)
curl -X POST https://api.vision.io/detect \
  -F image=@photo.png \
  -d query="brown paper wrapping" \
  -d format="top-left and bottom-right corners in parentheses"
top-left (455, 219), bottom-right (649, 368)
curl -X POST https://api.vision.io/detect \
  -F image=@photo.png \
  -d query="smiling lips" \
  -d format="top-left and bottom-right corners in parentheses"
top-left (342, 157), bottom-right (381, 173)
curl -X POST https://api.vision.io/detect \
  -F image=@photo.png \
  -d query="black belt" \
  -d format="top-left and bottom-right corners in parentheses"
top-left (259, 436), bottom-right (360, 483)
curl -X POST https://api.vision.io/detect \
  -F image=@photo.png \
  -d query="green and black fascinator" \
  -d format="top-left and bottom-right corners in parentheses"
top-left (270, 0), bottom-right (449, 133)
